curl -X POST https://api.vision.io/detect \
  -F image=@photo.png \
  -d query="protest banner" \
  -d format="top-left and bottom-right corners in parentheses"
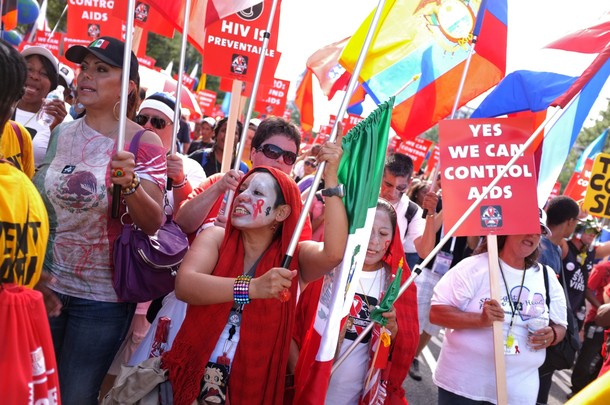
top-left (396, 137), bottom-right (434, 172)
top-left (440, 117), bottom-right (539, 236)
top-left (197, 90), bottom-right (217, 116)
top-left (564, 158), bottom-right (595, 202)
top-left (254, 78), bottom-right (289, 117)
top-left (202, 0), bottom-right (282, 84)
top-left (67, 0), bottom-right (124, 41)
top-left (583, 153), bottom-right (610, 218)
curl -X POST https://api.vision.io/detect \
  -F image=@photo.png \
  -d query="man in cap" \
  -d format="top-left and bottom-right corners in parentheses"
top-left (187, 116), bottom-right (216, 154)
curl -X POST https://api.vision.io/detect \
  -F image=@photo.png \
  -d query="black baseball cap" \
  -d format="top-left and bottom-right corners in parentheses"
top-left (65, 36), bottom-right (139, 83)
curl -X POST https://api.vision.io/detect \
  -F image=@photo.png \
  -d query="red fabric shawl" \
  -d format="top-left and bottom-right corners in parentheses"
top-left (162, 167), bottom-right (304, 405)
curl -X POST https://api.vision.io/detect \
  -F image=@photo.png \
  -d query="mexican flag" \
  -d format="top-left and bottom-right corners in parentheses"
top-left (293, 97), bottom-right (394, 404)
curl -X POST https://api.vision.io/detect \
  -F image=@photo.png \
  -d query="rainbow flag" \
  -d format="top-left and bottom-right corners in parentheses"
top-left (339, 0), bottom-right (507, 140)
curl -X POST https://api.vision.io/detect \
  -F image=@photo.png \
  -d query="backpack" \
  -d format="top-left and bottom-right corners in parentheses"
top-left (541, 264), bottom-right (581, 370)
top-left (9, 121), bottom-right (24, 154)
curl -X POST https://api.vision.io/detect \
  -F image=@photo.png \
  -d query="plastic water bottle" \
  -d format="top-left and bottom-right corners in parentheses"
top-left (37, 85), bottom-right (65, 126)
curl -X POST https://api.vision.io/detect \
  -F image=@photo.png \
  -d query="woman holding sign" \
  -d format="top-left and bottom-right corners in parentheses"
top-left (429, 211), bottom-right (568, 405)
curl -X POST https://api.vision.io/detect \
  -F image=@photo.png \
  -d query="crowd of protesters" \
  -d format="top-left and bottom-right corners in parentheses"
top-left (3, 35), bottom-right (610, 405)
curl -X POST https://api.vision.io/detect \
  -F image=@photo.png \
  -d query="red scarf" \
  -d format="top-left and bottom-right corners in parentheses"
top-left (369, 221), bottom-right (419, 404)
top-left (162, 167), bottom-right (303, 405)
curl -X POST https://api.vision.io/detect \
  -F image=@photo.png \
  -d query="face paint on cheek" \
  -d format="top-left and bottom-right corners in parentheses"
top-left (252, 199), bottom-right (265, 219)
top-left (384, 240), bottom-right (391, 251)
top-left (265, 207), bottom-right (271, 216)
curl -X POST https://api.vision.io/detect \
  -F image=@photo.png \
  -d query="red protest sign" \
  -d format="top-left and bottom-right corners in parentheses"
top-left (197, 90), bottom-right (217, 116)
top-left (314, 125), bottom-right (332, 144)
top-left (564, 158), bottom-right (595, 202)
top-left (202, 0), bottom-right (282, 85)
top-left (21, 31), bottom-right (62, 57)
top-left (396, 137), bottom-right (434, 172)
top-left (254, 78), bottom-right (289, 117)
top-left (440, 118), bottom-right (539, 236)
top-left (138, 55), bottom-right (156, 68)
top-left (424, 145), bottom-right (440, 178)
top-left (67, 3), bottom-right (123, 41)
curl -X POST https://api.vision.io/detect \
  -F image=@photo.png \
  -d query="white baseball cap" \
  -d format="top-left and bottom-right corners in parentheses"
top-left (21, 45), bottom-right (59, 76)
top-left (202, 116), bottom-right (216, 127)
top-left (58, 63), bottom-right (75, 88)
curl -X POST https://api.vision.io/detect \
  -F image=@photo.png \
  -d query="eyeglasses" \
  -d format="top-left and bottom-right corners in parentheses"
top-left (135, 114), bottom-right (169, 130)
top-left (256, 144), bottom-right (297, 165)
top-left (304, 160), bottom-right (317, 168)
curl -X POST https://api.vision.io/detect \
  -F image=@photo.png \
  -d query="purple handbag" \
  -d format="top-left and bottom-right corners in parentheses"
top-left (112, 130), bottom-right (189, 302)
top-left (113, 214), bottom-right (188, 302)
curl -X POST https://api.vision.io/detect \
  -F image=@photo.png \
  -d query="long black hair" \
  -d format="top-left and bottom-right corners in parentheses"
top-left (0, 39), bottom-right (27, 126)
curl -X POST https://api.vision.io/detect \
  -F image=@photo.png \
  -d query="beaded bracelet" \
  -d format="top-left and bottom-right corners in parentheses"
top-left (550, 325), bottom-right (558, 345)
top-left (234, 275), bottom-right (252, 305)
top-left (122, 172), bottom-right (141, 196)
top-left (172, 176), bottom-right (188, 189)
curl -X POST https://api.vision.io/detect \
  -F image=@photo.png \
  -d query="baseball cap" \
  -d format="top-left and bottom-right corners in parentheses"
top-left (202, 116), bottom-right (216, 128)
top-left (65, 36), bottom-right (139, 82)
top-left (58, 63), bottom-right (75, 88)
top-left (539, 208), bottom-right (552, 236)
top-left (249, 118), bottom-right (261, 129)
top-left (138, 92), bottom-right (176, 121)
top-left (21, 45), bottom-right (59, 90)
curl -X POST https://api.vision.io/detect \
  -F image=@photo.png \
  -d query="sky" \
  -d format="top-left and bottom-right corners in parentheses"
top-left (274, 0), bottom-right (610, 131)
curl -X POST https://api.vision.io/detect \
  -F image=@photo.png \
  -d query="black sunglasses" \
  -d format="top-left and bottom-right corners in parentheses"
top-left (256, 144), bottom-right (297, 165)
top-left (304, 160), bottom-right (317, 168)
top-left (135, 114), bottom-right (169, 130)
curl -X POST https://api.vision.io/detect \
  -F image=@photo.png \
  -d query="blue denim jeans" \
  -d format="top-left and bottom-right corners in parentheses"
top-left (406, 252), bottom-right (421, 271)
top-left (49, 292), bottom-right (135, 405)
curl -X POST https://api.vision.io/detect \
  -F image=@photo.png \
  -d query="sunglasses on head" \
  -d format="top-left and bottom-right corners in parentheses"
top-left (256, 143), bottom-right (297, 165)
top-left (135, 114), bottom-right (169, 130)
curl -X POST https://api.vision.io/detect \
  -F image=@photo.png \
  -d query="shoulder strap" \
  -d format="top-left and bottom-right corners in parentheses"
top-left (541, 263), bottom-right (551, 307)
top-left (128, 129), bottom-right (146, 156)
top-left (9, 121), bottom-right (23, 155)
top-left (405, 200), bottom-right (418, 222)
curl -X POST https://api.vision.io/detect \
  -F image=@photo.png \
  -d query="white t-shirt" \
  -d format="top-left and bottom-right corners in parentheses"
top-left (431, 253), bottom-right (567, 405)
top-left (326, 269), bottom-right (384, 405)
top-left (167, 153), bottom-right (207, 207)
top-left (14, 107), bottom-right (73, 167)
top-left (393, 194), bottom-right (425, 254)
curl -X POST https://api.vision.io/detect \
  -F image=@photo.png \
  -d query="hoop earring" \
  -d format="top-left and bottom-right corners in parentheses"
top-left (113, 101), bottom-right (120, 121)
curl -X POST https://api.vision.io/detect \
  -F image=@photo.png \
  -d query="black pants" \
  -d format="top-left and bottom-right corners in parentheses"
top-left (571, 322), bottom-right (605, 393)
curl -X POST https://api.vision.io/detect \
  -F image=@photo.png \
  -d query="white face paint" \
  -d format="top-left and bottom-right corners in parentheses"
top-left (364, 209), bottom-right (393, 269)
top-left (231, 172), bottom-right (280, 229)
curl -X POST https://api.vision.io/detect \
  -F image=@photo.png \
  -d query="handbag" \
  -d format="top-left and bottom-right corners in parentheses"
top-left (112, 131), bottom-right (189, 302)
top-left (541, 264), bottom-right (581, 370)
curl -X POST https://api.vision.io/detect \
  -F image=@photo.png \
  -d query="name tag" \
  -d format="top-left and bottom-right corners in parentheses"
top-left (431, 251), bottom-right (453, 276)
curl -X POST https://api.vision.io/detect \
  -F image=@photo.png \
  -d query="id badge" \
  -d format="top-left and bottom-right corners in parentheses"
top-left (504, 337), bottom-right (521, 355)
top-left (198, 361), bottom-right (230, 405)
top-left (431, 251), bottom-right (453, 276)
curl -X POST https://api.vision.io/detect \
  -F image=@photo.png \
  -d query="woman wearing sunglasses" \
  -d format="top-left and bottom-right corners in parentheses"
top-left (32, 37), bottom-right (167, 404)
top-left (135, 92), bottom-right (206, 208)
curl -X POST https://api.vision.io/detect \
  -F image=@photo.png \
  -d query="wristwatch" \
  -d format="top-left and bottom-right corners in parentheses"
top-left (321, 184), bottom-right (345, 198)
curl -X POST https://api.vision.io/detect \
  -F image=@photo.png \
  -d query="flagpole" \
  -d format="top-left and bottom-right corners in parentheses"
top-left (167, 0), bottom-right (193, 190)
top-left (219, 0), bottom-right (280, 211)
top-left (281, 0), bottom-right (390, 269)
top-left (112, 0), bottom-right (137, 218)
top-left (333, 100), bottom-right (575, 372)
top-left (48, 5), bottom-right (67, 38)
top-left (421, 0), bottom-right (489, 217)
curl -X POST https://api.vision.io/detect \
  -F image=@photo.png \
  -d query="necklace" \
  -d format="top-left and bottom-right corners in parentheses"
top-left (358, 268), bottom-right (383, 311)
top-left (498, 259), bottom-right (527, 349)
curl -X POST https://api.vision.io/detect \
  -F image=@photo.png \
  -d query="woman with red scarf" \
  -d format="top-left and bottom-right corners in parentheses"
top-left (163, 144), bottom-right (347, 404)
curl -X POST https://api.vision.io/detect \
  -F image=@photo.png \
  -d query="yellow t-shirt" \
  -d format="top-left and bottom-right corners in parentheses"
top-left (0, 161), bottom-right (49, 288)
top-left (0, 121), bottom-right (35, 178)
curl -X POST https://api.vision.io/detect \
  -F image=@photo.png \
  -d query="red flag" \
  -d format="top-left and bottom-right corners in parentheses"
top-left (1, 0), bottom-right (17, 31)
top-left (147, 0), bottom-right (261, 53)
top-left (113, 0), bottom-right (174, 37)
top-left (294, 70), bottom-right (315, 132)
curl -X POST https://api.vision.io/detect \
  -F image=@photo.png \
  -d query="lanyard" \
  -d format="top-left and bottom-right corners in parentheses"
top-left (498, 259), bottom-right (527, 334)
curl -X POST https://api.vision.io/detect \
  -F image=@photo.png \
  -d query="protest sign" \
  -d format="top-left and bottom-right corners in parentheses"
top-left (583, 153), bottom-right (610, 218)
top-left (440, 118), bottom-right (539, 236)
top-left (564, 159), bottom-right (595, 203)
top-left (396, 137), bottom-right (433, 172)
top-left (254, 78), bottom-right (290, 117)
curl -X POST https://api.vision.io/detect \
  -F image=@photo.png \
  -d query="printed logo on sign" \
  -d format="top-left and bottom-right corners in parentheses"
top-left (237, 3), bottom-right (264, 21)
top-left (134, 2), bottom-right (150, 23)
top-left (481, 205), bottom-right (503, 229)
top-left (231, 54), bottom-right (248, 74)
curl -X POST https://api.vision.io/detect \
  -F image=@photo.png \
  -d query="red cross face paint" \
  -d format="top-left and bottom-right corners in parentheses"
top-left (231, 172), bottom-right (280, 230)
